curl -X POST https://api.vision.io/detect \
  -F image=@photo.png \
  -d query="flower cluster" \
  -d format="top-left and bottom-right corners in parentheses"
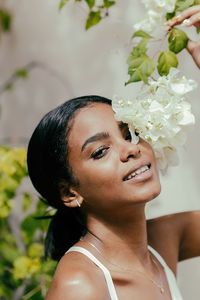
top-left (134, 0), bottom-right (176, 33)
top-left (112, 68), bottom-right (197, 172)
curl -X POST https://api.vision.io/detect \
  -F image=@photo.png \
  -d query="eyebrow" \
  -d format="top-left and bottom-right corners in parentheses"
top-left (81, 132), bottom-right (110, 152)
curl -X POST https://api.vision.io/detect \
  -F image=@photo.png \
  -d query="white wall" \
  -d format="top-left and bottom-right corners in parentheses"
top-left (1, 0), bottom-right (200, 298)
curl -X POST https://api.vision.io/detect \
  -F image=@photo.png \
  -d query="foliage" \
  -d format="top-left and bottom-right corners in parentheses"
top-left (126, 0), bottom-right (200, 85)
top-left (0, 147), bottom-right (27, 218)
top-left (0, 7), bottom-right (63, 299)
top-left (126, 30), bottom-right (155, 85)
top-left (59, 0), bottom-right (116, 30)
top-left (0, 1), bottom-right (199, 299)
top-left (0, 146), bottom-right (57, 299)
top-left (59, 0), bottom-right (198, 82)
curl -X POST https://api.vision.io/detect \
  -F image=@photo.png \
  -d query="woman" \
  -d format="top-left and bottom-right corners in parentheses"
top-left (27, 95), bottom-right (200, 300)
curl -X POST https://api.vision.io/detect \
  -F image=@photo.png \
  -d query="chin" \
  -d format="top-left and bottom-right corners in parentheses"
top-left (147, 182), bottom-right (161, 202)
top-left (136, 181), bottom-right (161, 204)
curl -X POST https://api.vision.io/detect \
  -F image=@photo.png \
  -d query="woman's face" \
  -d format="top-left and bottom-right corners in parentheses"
top-left (67, 103), bottom-right (161, 213)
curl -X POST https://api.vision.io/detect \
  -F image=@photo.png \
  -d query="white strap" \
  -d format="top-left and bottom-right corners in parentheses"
top-left (148, 246), bottom-right (183, 300)
top-left (66, 246), bottom-right (118, 300)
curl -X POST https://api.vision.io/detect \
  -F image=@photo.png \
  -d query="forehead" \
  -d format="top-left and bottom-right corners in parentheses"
top-left (68, 103), bottom-right (118, 146)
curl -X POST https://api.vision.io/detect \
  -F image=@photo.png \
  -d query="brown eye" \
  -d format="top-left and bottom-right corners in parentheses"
top-left (91, 146), bottom-right (109, 160)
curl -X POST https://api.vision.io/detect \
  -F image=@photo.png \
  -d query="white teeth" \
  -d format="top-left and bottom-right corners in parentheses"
top-left (125, 165), bottom-right (149, 181)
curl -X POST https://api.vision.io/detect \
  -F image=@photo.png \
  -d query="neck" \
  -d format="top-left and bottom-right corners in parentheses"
top-left (84, 203), bottom-right (151, 270)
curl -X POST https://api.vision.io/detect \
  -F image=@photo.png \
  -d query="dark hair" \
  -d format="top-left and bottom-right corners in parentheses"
top-left (27, 95), bottom-right (112, 260)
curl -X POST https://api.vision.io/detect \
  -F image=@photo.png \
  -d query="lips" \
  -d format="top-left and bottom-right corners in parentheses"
top-left (123, 161), bottom-right (151, 182)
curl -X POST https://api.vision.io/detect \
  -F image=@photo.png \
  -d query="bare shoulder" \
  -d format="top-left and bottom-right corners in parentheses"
top-left (46, 251), bottom-right (108, 300)
top-left (147, 211), bottom-right (200, 274)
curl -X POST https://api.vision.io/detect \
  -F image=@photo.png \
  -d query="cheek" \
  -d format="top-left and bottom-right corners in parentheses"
top-left (140, 140), bottom-right (160, 181)
top-left (76, 159), bottom-right (119, 190)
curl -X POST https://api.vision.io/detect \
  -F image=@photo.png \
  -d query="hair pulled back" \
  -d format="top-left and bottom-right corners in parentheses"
top-left (27, 95), bottom-right (111, 260)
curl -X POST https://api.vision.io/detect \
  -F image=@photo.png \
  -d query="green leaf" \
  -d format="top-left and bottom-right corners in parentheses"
top-left (59, 0), bottom-right (70, 10)
top-left (132, 30), bottom-right (153, 40)
top-left (85, 11), bottom-right (101, 30)
top-left (15, 69), bottom-right (28, 79)
top-left (0, 241), bottom-right (20, 263)
top-left (157, 50), bottom-right (178, 76)
top-left (196, 28), bottom-right (200, 34)
top-left (0, 283), bottom-right (13, 299)
top-left (128, 32), bottom-right (153, 65)
top-left (127, 39), bottom-right (149, 65)
top-left (103, 0), bottom-right (115, 8)
top-left (125, 55), bottom-right (155, 85)
top-left (166, 11), bottom-right (176, 21)
top-left (194, 0), bottom-right (200, 4)
top-left (85, 0), bottom-right (95, 9)
top-left (175, 0), bottom-right (194, 12)
top-left (21, 206), bottom-right (51, 244)
top-left (21, 215), bottom-right (38, 244)
top-left (42, 259), bottom-right (57, 275)
top-left (168, 28), bottom-right (188, 54)
top-left (0, 10), bottom-right (12, 32)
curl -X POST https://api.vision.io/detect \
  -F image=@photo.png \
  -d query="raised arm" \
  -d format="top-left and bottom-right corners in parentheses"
top-left (178, 211), bottom-right (200, 260)
top-left (147, 211), bottom-right (200, 274)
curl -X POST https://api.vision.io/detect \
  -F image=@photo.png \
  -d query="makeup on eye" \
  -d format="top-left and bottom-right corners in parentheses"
top-left (90, 145), bottom-right (110, 160)
top-left (81, 121), bottom-right (140, 160)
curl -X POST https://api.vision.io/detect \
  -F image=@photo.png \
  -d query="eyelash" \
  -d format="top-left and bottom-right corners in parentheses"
top-left (91, 146), bottom-right (110, 160)
top-left (91, 130), bottom-right (139, 160)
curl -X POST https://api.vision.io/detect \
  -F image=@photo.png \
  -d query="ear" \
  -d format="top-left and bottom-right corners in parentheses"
top-left (61, 187), bottom-right (84, 208)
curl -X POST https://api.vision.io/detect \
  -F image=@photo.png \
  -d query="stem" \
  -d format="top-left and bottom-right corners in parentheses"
top-left (0, 60), bottom-right (72, 97)
top-left (22, 285), bottom-right (41, 300)
top-left (12, 280), bottom-right (29, 300)
top-left (152, 32), bottom-right (169, 60)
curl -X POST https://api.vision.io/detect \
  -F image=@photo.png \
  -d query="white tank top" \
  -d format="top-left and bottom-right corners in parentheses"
top-left (66, 245), bottom-right (183, 300)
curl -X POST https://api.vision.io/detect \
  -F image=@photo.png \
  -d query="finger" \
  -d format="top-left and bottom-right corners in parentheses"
top-left (166, 4), bottom-right (200, 27)
top-left (186, 12), bottom-right (200, 28)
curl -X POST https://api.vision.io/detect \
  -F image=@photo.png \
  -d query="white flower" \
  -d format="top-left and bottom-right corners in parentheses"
top-left (95, 0), bottom-right (104, 6)
top-left (141, 0), bottom-right (176, 12)
top-left (134, 10), bottom-right (163, 33)
top-left (112, 68), bottom-right (197, 172)
top-left (134, 0), bottom-right (176, 33)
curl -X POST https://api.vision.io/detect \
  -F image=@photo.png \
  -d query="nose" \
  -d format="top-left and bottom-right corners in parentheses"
top-left (120, 140), bottom-right (141, 162)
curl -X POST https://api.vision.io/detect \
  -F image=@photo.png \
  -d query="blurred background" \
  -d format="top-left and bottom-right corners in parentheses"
top-left (0, 0), bottom-right (200, 299)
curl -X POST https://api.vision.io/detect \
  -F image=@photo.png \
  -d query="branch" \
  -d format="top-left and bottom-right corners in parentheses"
top-left (0, 60), bottom-right (73, 96)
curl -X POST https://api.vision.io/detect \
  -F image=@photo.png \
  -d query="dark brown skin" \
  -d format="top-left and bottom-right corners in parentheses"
top-left (46, 103), bottom-right (200, 300)
top-left (166, 5), bottom-right (200, 68)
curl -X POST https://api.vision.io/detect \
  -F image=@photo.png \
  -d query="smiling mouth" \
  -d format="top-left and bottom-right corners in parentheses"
top-left (123, 164), bottom-right (151, 181)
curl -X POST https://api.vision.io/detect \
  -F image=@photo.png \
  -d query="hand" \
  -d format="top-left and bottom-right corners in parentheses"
top-left (166, 5), bottom-right (200, 68)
